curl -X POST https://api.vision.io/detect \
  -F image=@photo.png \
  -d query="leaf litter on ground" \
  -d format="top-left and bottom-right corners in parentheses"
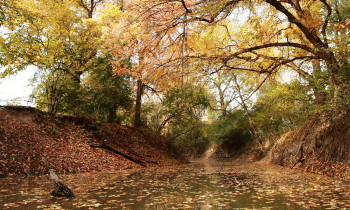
top-left (1, 161), bottom-right (350, 209)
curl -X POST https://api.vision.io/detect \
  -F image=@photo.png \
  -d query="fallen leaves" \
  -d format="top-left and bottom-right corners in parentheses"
top-left (0, 106), bottom-right (186, 177)
top-left (1, 161), bottom-right (350, 209)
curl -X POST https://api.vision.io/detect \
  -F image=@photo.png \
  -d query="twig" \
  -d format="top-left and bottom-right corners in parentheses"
top-left (173, 181), bottom-right (182, 189)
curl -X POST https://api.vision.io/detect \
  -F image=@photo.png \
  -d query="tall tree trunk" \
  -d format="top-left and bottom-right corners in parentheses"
top-left (233, 74), bottom-right (263, 149)
top-left (134, 79), bottom-right (144, 128)
top-left (48, 85), bottom-right (57, 113)
top-left (50, 93), bottom-right (55, 113)
top-left (321, 50), bottom-right (346, 106)
top-left (107, 103), bottom-right (117, 123)
top-left (157, 115), bottom-right (172, 134)
top-left (312, 59), bottom-right (326, 105)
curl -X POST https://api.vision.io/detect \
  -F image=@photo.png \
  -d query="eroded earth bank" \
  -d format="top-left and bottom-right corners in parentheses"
top-left (0, 106), bottom-right (187, 177)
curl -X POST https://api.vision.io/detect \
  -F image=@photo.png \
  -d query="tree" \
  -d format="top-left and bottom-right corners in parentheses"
top-left (207, 70), bottom-right (236, 116)
top-left (102, 0), bottom-right (349, 150)
top-left (161, 85), bottom-right (209, 133)
top-left (116, 0), bottom-right (349, 108)
top-left (80, 55), bottom-right (133, 123)
top-left (106, 1), bottom-right (188, 127)
top-left (231, 72), bottom-right (264, 148)
top-left (0, 0), bottom-right (109, 115)
top-left (0, 0), bottom-right (107, 80)
top-left (206, 68), bottom-right (269, 148)
top-left (1, 0), bottom-right (136, 121)
top-left (161, 85), bottom-right (209, 154)
top-left (252, 80), bottom-right (314, 138)
top-left (207, 110), bottom-right (252, 155)
top-left (31, 68), bottom-right (75, 113)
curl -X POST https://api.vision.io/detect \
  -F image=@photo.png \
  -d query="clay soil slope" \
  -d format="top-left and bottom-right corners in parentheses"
top-left (0, 106), bottom-right (187, 177)
top-left (270, 109), bottom-right (350, 179)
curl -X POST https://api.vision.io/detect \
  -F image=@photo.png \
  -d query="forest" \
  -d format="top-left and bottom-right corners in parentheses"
top-left (0, 0), bottom-right (349, 170)
top-left (0, 0), bottom-right (350, 208)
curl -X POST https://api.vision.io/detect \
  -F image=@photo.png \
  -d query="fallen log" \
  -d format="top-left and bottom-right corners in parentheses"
top-left (90, 143), bottom-right (146, 167)
top-left (49, 169), bottom-right (75, 198)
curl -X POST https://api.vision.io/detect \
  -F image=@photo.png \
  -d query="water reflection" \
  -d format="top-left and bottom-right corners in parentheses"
top-left (0, 162), bottom-right (349, 209)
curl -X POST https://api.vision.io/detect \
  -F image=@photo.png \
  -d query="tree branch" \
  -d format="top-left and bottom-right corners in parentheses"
top-left (187, 42), bottom-right (313, 62)
top-left (286, 62), bottom-right (312, 80)
top-left (179, 0), bottom-right (192, 13)
top-left (264, 0), bottom-right (326, 48)
top-left (319, 0), bottom-right (332, 46)
top-left (190, 0), bottom-right (241, 23)
top-left (229, 42), bottom-right (315, 56)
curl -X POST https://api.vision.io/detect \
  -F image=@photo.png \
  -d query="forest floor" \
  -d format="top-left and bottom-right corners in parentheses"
top-left (0, 106), bottom-right (188, 177)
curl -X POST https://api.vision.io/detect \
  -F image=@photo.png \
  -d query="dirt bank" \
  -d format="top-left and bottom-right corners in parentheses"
top-left (0, 106), bottom-right (188, 177)
top-left (269, 109), bottom-right (350, 179)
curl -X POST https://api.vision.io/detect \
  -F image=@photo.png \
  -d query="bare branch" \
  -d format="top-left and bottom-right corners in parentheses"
top-left (286, 62), bottom-right (312, 80)
top-left (179, 0), bottom-right (192, 13)
top-left (319, 0), bottom-right (332, 46)
top-left (228, 42), bottom-right (315, 57)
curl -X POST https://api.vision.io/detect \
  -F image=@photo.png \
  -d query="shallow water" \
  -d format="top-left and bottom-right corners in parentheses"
top-left (1, 162), bottom-right (349, 209)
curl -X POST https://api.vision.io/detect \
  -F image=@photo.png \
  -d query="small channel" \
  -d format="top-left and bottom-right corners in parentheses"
top-left (0, 162), bottom-right (349, 209)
